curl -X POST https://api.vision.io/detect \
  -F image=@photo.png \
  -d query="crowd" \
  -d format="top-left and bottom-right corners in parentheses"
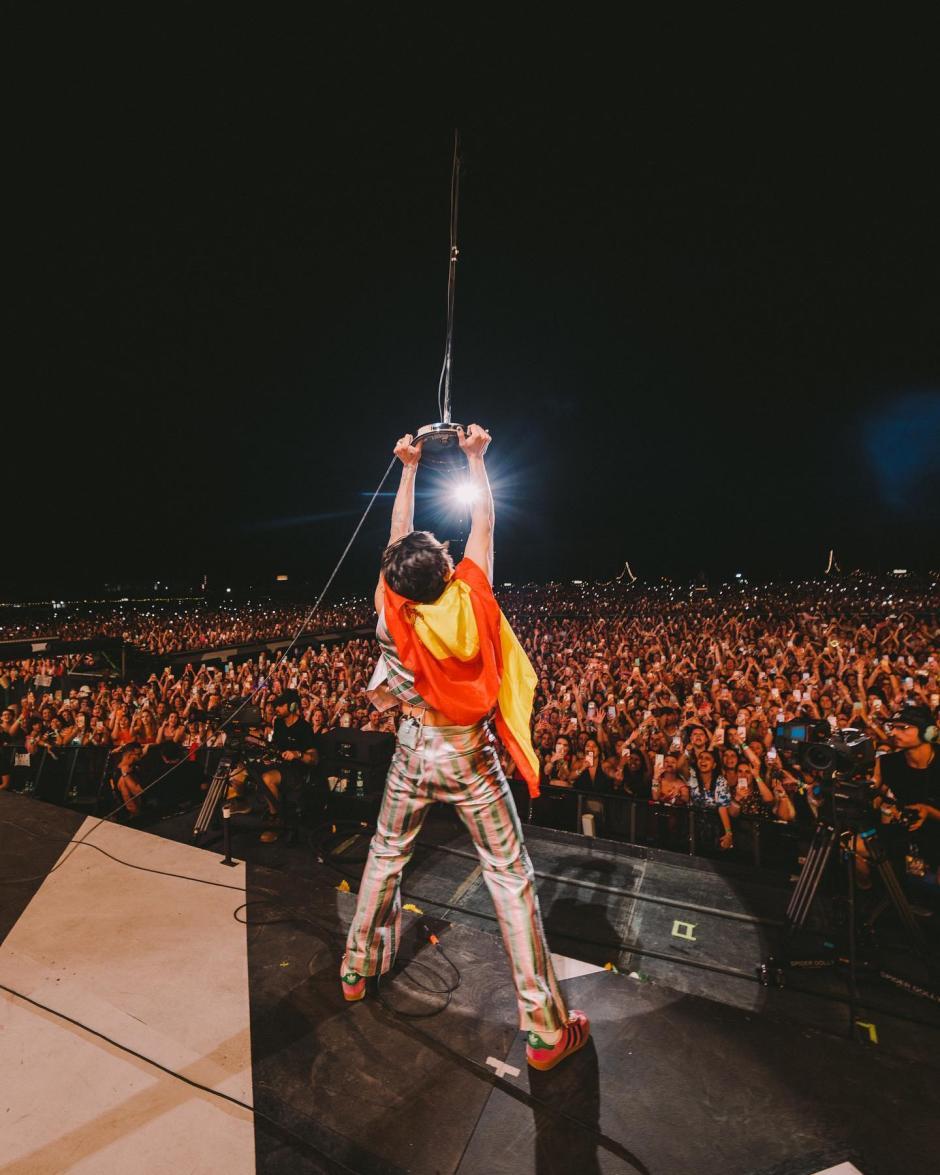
top-left (2, 574), bottom-right (938, 856)
top-left (0, 638), bottom-right (394, 770)
top-left (513, 575), bottom-right (939, 849)
top-left (0, 598), bottom-right (374, 651)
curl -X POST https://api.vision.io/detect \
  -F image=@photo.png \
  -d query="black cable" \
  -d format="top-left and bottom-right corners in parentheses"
top-left (0, 818), bottom-right (245, 891)
top-left (0, 455), bottom-right (398, 887)
top-left (235, 892), bottom-right (462, 1015)
top-left (375, 924), bottom-right (462, 1018)
top-left (324, 850), bottom-right (758, 981)
top-left (0, 980), bottom-right (362, 1175)
top-left (7, 807), bottom-right (939, 1031)
top-left (0, 812), bottom-right (361, 898)
top-left (230, 893), bottom-right (645, 1170)
top-left (1, 808), bottom-right (928, 1001)
top-left (2, 817), bottom-right (934, 1167)
top-left (319, 841), bottom-right (940, 1028)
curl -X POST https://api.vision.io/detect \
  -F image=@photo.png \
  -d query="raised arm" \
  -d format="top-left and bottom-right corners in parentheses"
top-left (458, 423), bottom-right (494, 583)
top-left (375, 434), bottom-right (422, 612)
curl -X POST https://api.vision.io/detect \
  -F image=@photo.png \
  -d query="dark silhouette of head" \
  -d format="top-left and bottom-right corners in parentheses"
top-left (382, 530), bottom-right (454, 603)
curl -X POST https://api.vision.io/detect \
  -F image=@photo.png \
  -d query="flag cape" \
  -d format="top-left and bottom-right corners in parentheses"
top-left (382, 557), bottom-right (540, 796)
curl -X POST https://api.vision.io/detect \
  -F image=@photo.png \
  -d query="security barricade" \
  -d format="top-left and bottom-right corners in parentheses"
top-left (7, 744), bottom-right (113, 809)
top-left (7, 743), bottom-right (799, 868)
top-left (517, 781), bottom-right (798, 869)
top-left (5, 742), bottom-right (222, 814)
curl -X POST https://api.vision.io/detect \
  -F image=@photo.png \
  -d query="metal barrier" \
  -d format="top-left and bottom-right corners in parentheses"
top-left (7, 744), bottom-right (113, 809)
top-left (7, 744), bottom-right (797, 868)
top-left (520, 782), bottom-right (798, 868)
top-left (5, 742), bottom-right (223, 814)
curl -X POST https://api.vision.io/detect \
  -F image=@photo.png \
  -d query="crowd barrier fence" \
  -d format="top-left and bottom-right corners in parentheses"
top-left (4, 742), bottom-right (228, 812)
top-left (5, 742), bottom-right (798, 868)
top-left (513, 780), bottom-right (798, 869)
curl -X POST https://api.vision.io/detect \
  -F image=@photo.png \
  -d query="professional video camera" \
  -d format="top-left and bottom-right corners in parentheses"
top-left (761, 717), bottom-right (932, 999)
top-left (773, 718), bottom-right (877, 823)
top-left (208, 702), bottom-right (270, 759)
top-left (220, 702), bottom-right (264, 731)
top-left (773, 718), bottom-right (875, 779)
top-left (193, 702), bottom-right (275, 845)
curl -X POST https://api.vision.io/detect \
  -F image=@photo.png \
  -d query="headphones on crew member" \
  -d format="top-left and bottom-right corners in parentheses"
top-left (278, 691), bottom-right (300, 715)
top-left (891, 706), bottom-right (937, 745)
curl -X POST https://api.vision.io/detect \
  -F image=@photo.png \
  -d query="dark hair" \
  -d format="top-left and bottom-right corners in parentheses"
top-left (381, 531), bottom-right (452, 603)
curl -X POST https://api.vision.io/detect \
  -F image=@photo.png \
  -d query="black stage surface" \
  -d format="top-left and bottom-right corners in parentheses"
top-left (3, 791), bottom-right (939, 1174)
top-left (153, 796), bottom-right (940, 1072)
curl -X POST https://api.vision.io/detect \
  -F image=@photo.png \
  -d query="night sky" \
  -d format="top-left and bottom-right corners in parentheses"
top-left (6, 12), bottom-right (940, 599)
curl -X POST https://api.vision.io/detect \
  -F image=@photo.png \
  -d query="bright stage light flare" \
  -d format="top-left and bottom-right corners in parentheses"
top-left (452, 481), bottom-right (481, 509)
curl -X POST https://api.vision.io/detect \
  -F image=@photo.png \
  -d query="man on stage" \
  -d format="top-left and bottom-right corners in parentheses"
top-left (341, 424), bottom-right (589, 1071)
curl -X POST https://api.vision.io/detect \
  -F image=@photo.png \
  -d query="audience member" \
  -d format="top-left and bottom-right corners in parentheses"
top-left (1, 573), bottom-right (936, 859)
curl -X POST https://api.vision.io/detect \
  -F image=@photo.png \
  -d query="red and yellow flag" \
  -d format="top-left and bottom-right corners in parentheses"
top-left (382, 558), bottom-right (540, 796)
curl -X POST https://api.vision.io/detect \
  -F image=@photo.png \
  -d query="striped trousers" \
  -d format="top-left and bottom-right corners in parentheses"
top-left (344, 716), bottom-right (568, 1033)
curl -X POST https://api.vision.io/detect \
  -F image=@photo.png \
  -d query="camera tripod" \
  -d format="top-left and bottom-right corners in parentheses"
top-left (758, 800), bottom-right (937, 1027)
top-left (192, 748), bottom-right (272, 845)
top-left (194, 749), bottom-right (234, 843)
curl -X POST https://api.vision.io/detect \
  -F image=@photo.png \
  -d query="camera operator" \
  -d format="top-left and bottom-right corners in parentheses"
top-left (864, 705), bottom-right (940, 901)
top-left (259, 689), bottom-right (319, 843)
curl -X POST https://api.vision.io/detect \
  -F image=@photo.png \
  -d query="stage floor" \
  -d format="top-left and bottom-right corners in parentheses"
top-left (1, 791), bottom-right (937, 1174)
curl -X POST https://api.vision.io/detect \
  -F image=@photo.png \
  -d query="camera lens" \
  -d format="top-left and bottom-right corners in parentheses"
top-left (803, 743), bottom-right (837, 774)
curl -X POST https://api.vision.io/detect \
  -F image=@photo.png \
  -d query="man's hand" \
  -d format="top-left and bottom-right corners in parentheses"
top-left (457, 423), bottom-right (491, 458)
top-left (905, 802), bottom-right (939, 832)
top-left (394, 434), bottom-right (422, 467)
